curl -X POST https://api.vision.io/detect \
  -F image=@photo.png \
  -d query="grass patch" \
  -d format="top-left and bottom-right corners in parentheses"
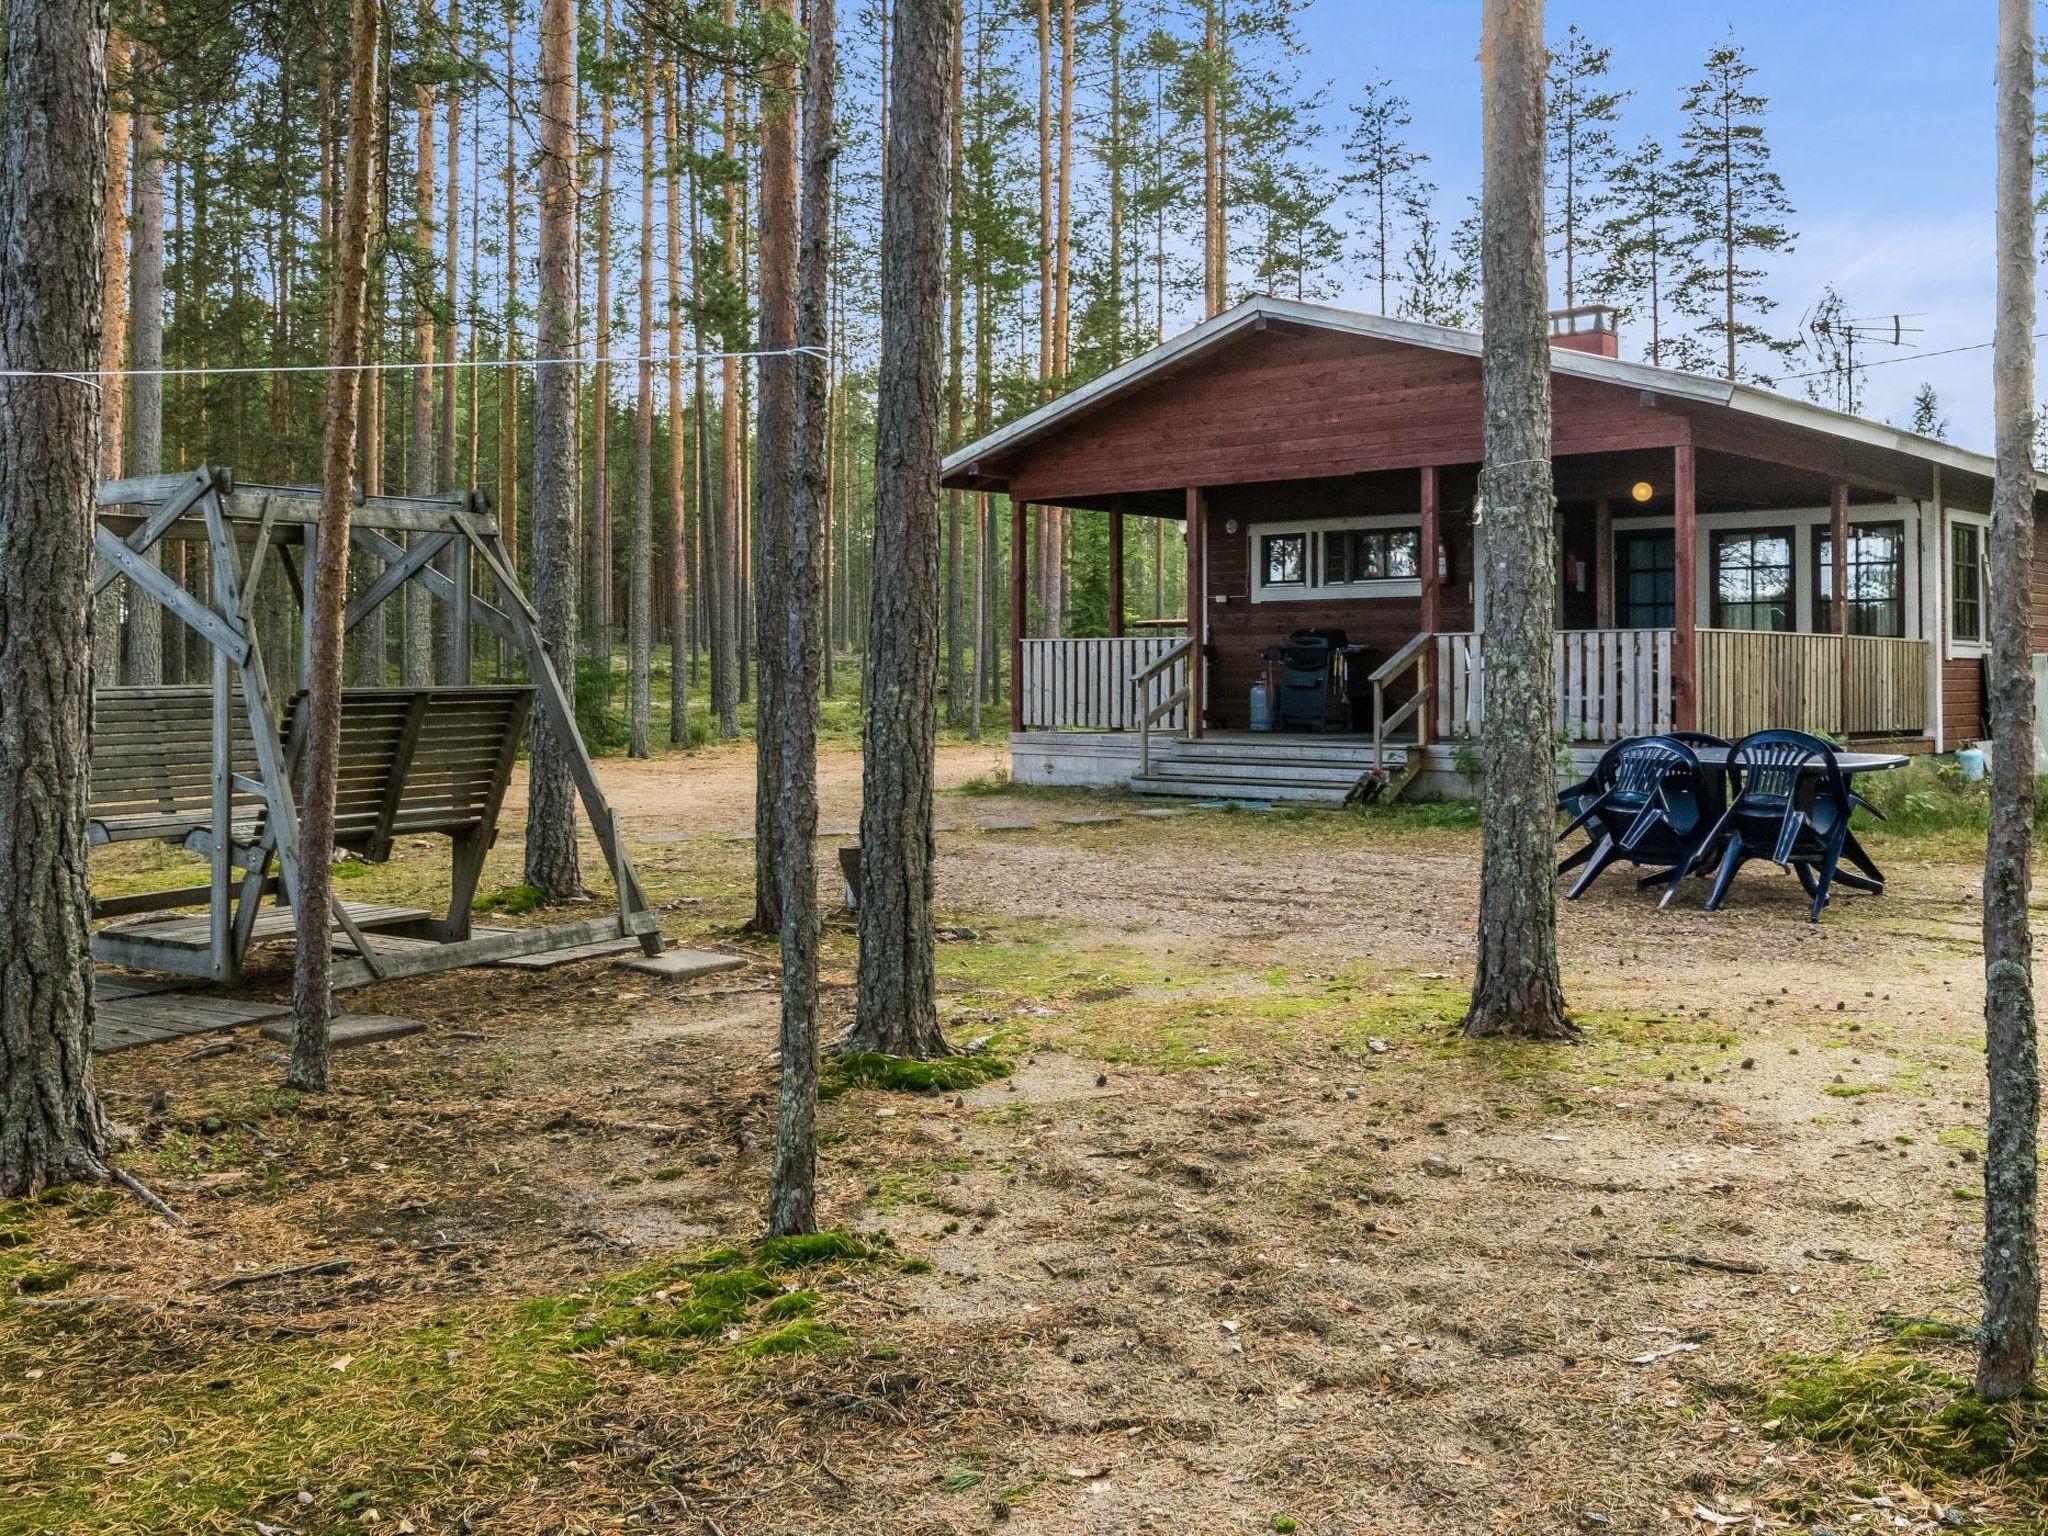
top-left (735, 1319), bottom-right (849, 1358)
top-left (822, 1051), bottom-right (1014, 1097)
top-left (1761, 1351), bottom-right (2048, 1487)
top-left (472, 882), bottom-right (549, 917)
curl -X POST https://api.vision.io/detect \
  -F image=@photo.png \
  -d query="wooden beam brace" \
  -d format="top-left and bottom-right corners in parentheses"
top-left (93, 525), bottom-right (250, 664)
top-left (325, 910), bottom-right (664, 991)
top-left (354, 526), bottom-right (518, 647)
top-left (98, 466), bottom-right (221, 507)
top-left (91, 469), bottom-right (219, 592)
top-left (343, 530), bottom-right (454, 636)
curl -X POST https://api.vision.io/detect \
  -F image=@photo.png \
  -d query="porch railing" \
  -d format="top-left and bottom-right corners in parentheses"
top-left (1434, 628), bottom-right (1675, 743)
top-left (1696, 629), bottom-right (1927, 739)
top-left (1017, 635), bottom-right (1191, 733)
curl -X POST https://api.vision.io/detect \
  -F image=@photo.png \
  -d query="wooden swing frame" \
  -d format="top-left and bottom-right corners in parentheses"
top-left (89, 465), bottom-right (663, 987)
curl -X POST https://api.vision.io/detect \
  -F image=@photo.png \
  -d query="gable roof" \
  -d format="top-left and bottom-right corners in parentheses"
top-left (942, 294), bottom-right (2017, 493)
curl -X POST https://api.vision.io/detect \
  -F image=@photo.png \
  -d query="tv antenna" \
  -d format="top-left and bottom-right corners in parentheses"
top-left (1800, 292), bottom-right (1923, 413)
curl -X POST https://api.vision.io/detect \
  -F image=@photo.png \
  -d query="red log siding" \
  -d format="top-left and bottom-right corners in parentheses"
top-left (1942, 657), bottom-right (1985, 745)
top-left (1200, 479), bottom-right (1476, 731)
top-left (1004, 329), bottom-right (1687, 504)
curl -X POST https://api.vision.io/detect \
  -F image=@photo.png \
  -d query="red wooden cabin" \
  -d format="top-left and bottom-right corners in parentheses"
top-left (942, 297), bottom-right (2034, 801)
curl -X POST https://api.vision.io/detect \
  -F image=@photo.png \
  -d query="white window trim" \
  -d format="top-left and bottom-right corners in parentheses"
top-left (1946, 510), bottom-right (1990, 656)
top-left (1248, 513), bottom-right (1423, 603)
top-left (1612, 500), bottom-right (1927, 640)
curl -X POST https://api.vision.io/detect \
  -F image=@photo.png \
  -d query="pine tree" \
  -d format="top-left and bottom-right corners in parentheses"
top-left (1340, 74), bottom-right (1428, 316)
top-left (1906, 383), bottom-right (1948, 441)
top-left (1674, 32), bottom-right (1798, 383)
top-left (1544, 22), bottom-right (1627, 312)
top-left (1594, 135), bottom-right (1701, 370)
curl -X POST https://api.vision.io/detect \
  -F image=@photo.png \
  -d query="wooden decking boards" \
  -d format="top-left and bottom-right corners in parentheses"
top-left (104, 901), bottom-right (431, 953)
top-left (94, 992), bottom-right (290, 1054)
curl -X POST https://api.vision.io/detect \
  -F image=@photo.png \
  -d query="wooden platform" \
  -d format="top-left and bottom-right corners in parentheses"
top-left (260, 1013), bottom-right (423, 1049)
top-left (496, 934), bottom-right (645, 970)
top-left (106, 901), bottom-right (431, 954)
top-left (95, 992), bottom-right (289, 1054)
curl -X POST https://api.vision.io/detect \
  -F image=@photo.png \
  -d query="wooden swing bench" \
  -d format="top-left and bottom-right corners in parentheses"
top-left (89, 466), bottom-right (663, 988)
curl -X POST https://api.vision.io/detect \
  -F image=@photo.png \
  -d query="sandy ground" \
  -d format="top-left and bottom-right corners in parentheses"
top-left (9, 740), bottom-right (2034, 1536)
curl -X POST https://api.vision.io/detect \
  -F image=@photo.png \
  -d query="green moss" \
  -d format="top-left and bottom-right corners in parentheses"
top-left (1761, 1351), bottom-right (2048, 1484)
top-left (14, 1260), bottom-right (76, 1296)
top-left (735, 1319), bottom-right (849, 1358)
top-left (472, 883), bottom-right (549, 917)
top-left (822, 1051), bottom-right (1014, 1097)
top-left (1876, 1313), bottom-right (1972, 1344)
top-left (1823, 1082), bottom-right (1889, 1098)
top-left (760, 1289), bottom-right (820, 1321)
top-left (757, 1228), bottom-right (878, 1269)
top-left (1271, 1519), bottom-right (1300, 1534)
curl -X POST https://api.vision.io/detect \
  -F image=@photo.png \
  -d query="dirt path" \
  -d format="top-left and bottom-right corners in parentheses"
top-left (17, 743), bottom-right (2027, 1536)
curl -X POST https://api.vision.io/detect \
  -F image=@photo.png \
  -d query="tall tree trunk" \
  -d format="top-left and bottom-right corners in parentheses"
top-left (498, 0), bottom-right (520, 653)
top-left (586, 0), bottom-right (614, 661)
top-left (629, 57), bottom-right (655, 757)
top-left (666, 62), bottom-right (689, 747)
top-left (292, 0), bottom-right (381, 1094)
top-left (1201, 0), bottom-right (1223, 318)
top-left (525, 0), bottom-right (585, 896)
top-left (404, 18), bottom-right (438, 687)
top-left (351, 34), bottom-right (391, 688)
top-left (1054, 0), bottom-right (1073, 377)
top-left (770, 0), bottom-right (837, 1240)
top-left (437, 0), bottom-right (464, 679)
top-left (126, 49), bottom-right (166, 687)
top-left (1978, 0), bottom-right (2041, 1403)
top-left (0, 0), bottom-right (113, 1196)
top-left (94, 29), bottom-right (132, 681)
top-left (944, 4), bottom-right (966, 728)
top-left (1036, 0), bottom-right (1051, 388)
top-left (755, 5), bottom-right (800, 932)
top-left (850, 0), bottom-right (956, 1060)
top-left (1463, 0), bottom-right (1572, 1042)
top-left (713, 14), bottom-right (742, 742)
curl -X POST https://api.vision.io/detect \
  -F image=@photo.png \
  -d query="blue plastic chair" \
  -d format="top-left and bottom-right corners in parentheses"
top-left (1557, 735), bottom-right (1716, 901)
top-left (1698, 729), bottom-right (1883, 923)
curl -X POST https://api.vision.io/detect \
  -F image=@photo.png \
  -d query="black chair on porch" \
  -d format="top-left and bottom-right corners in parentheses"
top-left (1697, 729), bottom-right (1886, 924)
top-left (1556, 735), bottom-right (1718, 901)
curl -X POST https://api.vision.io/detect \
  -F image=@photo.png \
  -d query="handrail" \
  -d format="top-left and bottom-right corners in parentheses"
top-left (1371, 632), bottom-right (1432, 774)
top-left (1134, 637), bottom-right (1195, 777)
top-left (1369, 630), bottom-right (1431, 686)
top-left (1134, 636), bottom-right (1194, 687)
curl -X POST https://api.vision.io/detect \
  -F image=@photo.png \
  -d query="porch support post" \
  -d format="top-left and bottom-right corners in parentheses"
top-left (1418, 466), bottom-right (1440, 746)
top-left (1010, 498), bottom-right (1028, 733)
top-left (1107, 506), bottom-right (1125, 637)
top-left (1185, 486), bottom-right (1206, 738)
top-left (1673, 441), bottom-right (1698, 730)
top-left (1831, 478), bottom-right (1851, 735)
top-left (1929, 466), bottom-right (1946, 750)
top-left (1594, 495), bottom-right (1613, 629)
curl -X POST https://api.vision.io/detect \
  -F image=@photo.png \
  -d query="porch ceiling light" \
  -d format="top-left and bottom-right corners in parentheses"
top-left (1630, 481), bottom-right (1655, 504)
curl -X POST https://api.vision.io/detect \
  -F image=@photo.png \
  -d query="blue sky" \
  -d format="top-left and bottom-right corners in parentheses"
top-left (1290, 2), bottom-right (2004, 447)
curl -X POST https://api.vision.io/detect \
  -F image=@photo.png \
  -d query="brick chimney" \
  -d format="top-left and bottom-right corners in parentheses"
top-left (1548, 303), bottom-right (1619, 359)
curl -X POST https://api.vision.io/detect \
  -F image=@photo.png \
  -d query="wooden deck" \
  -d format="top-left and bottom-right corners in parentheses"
top-left (94, 986), bottom-right (289, 1054)
top-left (102, 900), bottom-right (431, 955)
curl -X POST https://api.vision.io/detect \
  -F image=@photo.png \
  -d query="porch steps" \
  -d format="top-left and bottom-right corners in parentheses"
top-left (1128, 739), bottom-right (1400, 805)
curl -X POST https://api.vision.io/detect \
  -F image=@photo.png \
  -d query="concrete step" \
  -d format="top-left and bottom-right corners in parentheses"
top-left (1144, 755), bottom-right (1384, 785)
top-left (1128, 775), bottom-right (1355, 805)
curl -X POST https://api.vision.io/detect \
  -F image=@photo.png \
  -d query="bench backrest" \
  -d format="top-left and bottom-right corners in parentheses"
top-left (287, 686), bottom-right (534, 858)
top-left (89, 687), bottom-right (266, 828)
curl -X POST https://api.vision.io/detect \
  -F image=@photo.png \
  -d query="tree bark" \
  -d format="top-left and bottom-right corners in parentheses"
top-left (94, 29), bottom-right (132, 681)
top-left (1463, 0), bottom-right (1573, 1042)
top-left (436, 0), bottom-right (464, 681)
top-left (525, 0), bottom-right (585, 897)
top-left (292, 0), bottom-right (381, 1094)
top-left (1977, 0), bottom-right (2041, 1403)
top-left (404, 17), bottom-right (438, 688)
top-left (712, 12), bottom-right (742, 743)
top-left (850, 0), bottom-right (957, 1060)
top-left (769, 0), bottom-right (838, 1240)
top-left (628, 56), bottom-right (656, 759)
top-left (0, 0), bottom-right (113, 1196)
top-left (498, 0), bottom-right (520, 669)
top-left (665, 62), bottom-right (689, 748)
top-left (585, 0), bottom-right (614, 662)
top-left (126, 49), bottom-right (166, 687)
top-left (944, 5), bottom-right (966, 728)
top-left (754, 0), bottom-right (800, 934)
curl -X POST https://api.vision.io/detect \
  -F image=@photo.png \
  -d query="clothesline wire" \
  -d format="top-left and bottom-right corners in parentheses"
top-left (0, 345), bottom-right (827, 386)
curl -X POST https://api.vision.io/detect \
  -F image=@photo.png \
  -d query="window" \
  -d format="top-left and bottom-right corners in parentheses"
top-left (1814, 522), bottom-right (1905, 637)
top-left (1616, 531), bottom-right (1675, 628)
top-left (1261, 532), bottom-right (1307, 587)
top-left (1711, 528), bottom-right (1794, 631)
top-left (1324, 526), bottom-right (1419, 584)
top-left (1952, 523), bottom-right (1985, 645)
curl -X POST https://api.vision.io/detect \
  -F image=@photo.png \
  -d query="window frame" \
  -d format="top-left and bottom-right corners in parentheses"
top-left (1247, 513), bottom-right (1425, 603)
top-left (1812, 519), bottom-right (1907, 638)
top-left (1259, 531), bottom-right (1308, 589)
top-left (1949, 518), bottom-right (1987, 650)
top-left (1709, 525), bottom-right (1797, 633)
